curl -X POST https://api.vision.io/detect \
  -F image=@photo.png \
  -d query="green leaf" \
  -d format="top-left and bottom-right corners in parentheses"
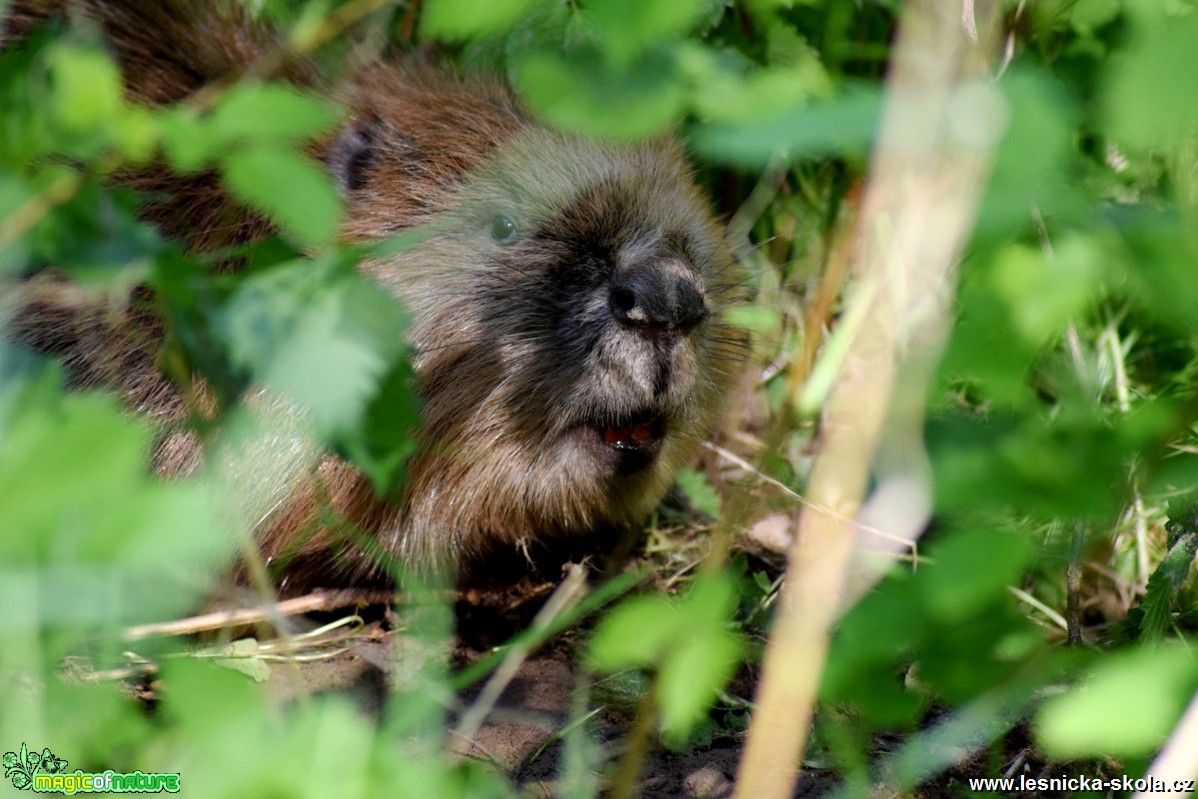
top-left (422, 0), bottom-right (537, 40)
top-left (0, 175), bottom-right (36, 275)
top-left (681, 571), bottom-right (740, 624)
top-left (0, 358), bottom-right (229, 623)
top-left (657, 628), bottom-right (741, 741)
top-left (337, 358), bottom-right (421, 493)
top-left (659, 574), bottom-right (743, 739)
top-left (588, 0), bottom-right (708, 65)
top-left (113, 104), bottom-right (159, 164)
top-left (221, 145), bottom-right (341, 246)
top-left (935, 262), bottom-right (1038, 409)
top-left (1137, 523), bottom-right (1198, 641)
top-left (680, 51), bottom-right (829, 123)
top-left (988, 237), bottom-right (1104, 347)
top-left (161, 107), bottom-right (216, 173)
top-left (212, 638), bottom-right (272, 683)
top-left (216, 257), bottom-right (414, 466)
top-left (513, 46), bottom-right (685, 139)
top-left (916, 529), bottom-right (1033, 624)
top-left (979, 69), bottom-right (1077, 234)
top-left (1037, 646), bottom-right (1198, 758)
top-left (694, 85), bottom-right (880, 166)
top-left (30, 183), bottom-right (162, 275)
top-left (1071, 0), bottom-right (1121, 34)
top-left (1117, 209), bottom-right (1198, 334)
top-left (210, 82), bottom-right (341, 144)
top-left (47, 44), bottom-right (123, 134)
top-left (827, 573), bottom-right (922, 677)
top-left (675, 468), bottom-right (721, 519)
top-left (928, 409), bottom-right (1135, 521)
top-left (588, 574), bottom-right (743, 741)
top-left (501, 0), bottom-right (588, 67)
top-left (587, 594), bottom-right (678, 671)
top-left (1104, 7), bottom-right (1198, 146)
top-left (723, 304), bottom-right (781, 336)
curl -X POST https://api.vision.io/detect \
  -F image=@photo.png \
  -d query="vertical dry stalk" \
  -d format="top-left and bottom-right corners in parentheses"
top-left (733, 2), bottom-right (1003, 797)
top-left (1137, 687), bottom-right (1198, 799)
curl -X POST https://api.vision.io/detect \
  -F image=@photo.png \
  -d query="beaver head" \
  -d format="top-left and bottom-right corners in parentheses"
top-left (320, 70), bottom-right (743, 572)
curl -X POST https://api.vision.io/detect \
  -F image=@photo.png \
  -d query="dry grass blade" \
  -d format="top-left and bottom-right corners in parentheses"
top-left (732, 2), bottom-right (1004, 797)
top-left (121, 589), bottom-right (394, 640)
top-left (451, 565), bottom-right (588, 745)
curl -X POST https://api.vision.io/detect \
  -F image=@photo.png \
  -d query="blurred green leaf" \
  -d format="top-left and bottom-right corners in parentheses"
top-left (0, 357), bottom-right (228, 625)
top-left (211, 82), bottom-right (341, 144)
top-left (675, 467), bottom-right (722, 519)
top-left (588, 574), bottom-right (742, 741)
top-left (723, 304), bottom-right (782, 336)
top-left (513, 45), bottom-right (685, 139)
top-left (422, 0), bottom-right (538, 40)
top-left (161, 107), bottom-right (216, 173)
top-left (1104, 7), bottom-right (1198, 147)
top-left (47, 43), bottom-right (123, 136)
top-left (0, 175), bottom-right (36, 274)
top-left (1071, 0), bottom-right (1121, 34)
top-left (979, 69), bottom-right (1078, 234)
top-left (221, 145), bottom-right (341, 246)
top-left (823, 573), bottom-right (927, 725)
top-left (657, 627), bottom-right (741, 741)
top-left (916, 530), bottom-right (1034, 625)
top-left (337, 358), bottom-right (420, 494)
top-left (989, 237), bottom-right (1104, 347)
top-left (677, 43), bottom-right (827, 123)
top-left (1037, 646), bottom-right (1198, 758)
top-left (588, 0), bottom-right (710, 65)
top-left (587, 594), bottom-right (679, 671)
top-left (113, 104), bottom-right (159, 163)
top-left (30, 183), bottom-right (161, 276)
top-left (928, 404), bottom-right (1171, 521)
top-left (215, 256), bottom-right (416, 486)
top-left (694, 85), bottom-right (880, 166)
top-left (1116, 208), bottom-right (1198, 333)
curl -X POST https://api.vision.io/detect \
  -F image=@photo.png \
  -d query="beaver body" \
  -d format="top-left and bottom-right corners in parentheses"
top-left (5, 1), bottom-right (741, 593)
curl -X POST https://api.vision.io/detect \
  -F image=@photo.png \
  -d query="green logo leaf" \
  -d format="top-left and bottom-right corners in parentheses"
top-left (2, 743), bottom-right (68, 790)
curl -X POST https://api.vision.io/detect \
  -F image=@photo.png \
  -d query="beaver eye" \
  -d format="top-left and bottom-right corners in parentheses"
top-left (489, 214), bottom-right (518, 244)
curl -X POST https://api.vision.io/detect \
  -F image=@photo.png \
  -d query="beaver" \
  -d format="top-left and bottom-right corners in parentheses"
top-left (4, 0), bottom-right (743, 594)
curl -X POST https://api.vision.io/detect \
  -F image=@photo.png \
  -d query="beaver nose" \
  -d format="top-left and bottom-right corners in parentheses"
top-left (610, 261), bottom-right (707, 336)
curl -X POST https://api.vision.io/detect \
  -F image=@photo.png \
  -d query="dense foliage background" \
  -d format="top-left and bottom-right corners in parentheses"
top-left (2, 0), bottom-right (1198, 796)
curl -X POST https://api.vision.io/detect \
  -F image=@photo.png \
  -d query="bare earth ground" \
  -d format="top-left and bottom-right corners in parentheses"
top-left (244, 570), bottom-right (836, 799)
top-left (222, 569), bottom-right (1082, 799)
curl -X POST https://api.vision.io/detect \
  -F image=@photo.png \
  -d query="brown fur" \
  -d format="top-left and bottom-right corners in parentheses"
top-left (4, 1), bottom-right (744, 594)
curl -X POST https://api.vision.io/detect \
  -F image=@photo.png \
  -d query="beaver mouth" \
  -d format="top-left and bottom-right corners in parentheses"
top-left (600, 414), bottom-right (665, 449)
top-left (579, 412), bottom-right (667, 474)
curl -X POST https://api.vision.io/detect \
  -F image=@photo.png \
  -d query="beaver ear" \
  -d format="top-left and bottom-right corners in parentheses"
top-left (324, 117), bottom-right (377, 194)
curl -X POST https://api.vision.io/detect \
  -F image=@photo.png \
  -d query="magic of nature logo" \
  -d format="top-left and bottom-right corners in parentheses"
top-left (3, 743), bottom-right (180, 794)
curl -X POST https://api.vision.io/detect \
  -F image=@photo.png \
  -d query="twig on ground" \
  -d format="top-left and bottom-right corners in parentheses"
top-left (121, 589), bottom-right (393, 641)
